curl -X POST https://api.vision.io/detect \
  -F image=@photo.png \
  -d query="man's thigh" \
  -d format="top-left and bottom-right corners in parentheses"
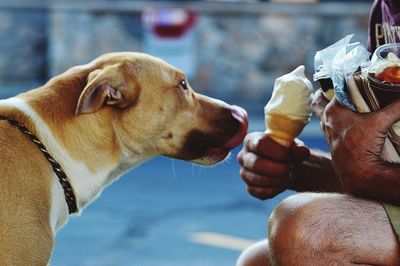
top-left (272, 193), bottom-right (400, 265)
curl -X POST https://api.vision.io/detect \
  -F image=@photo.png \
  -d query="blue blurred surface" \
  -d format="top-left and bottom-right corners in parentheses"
top-left (51, 136), bottom-right (328, 266)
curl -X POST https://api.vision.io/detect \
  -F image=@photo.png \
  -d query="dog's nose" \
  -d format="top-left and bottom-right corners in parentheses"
top-left (224, 105), bottom-right (249, 149)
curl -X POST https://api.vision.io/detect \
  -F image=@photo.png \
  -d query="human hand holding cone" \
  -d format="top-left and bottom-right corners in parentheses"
top-left (264, 65), bottom-right (314, 147)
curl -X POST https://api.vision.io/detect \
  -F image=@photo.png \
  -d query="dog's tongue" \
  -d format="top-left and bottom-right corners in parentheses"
top-left (224, 106), bottom-right (248, 149)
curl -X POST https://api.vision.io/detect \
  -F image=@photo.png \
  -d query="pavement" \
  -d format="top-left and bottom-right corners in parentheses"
top-left (50, 124), bottom-right (328, 266)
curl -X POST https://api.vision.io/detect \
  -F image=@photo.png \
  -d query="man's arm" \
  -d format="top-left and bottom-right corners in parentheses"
top-left (291, 149), bottom-right (344, 193)
top-left (312, 89), bottom-right (400, 204)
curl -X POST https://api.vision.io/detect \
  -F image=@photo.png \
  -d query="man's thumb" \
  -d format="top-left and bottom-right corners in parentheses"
top-left (375, 99), bottom-right (400, 130)
top-left (289, 139), bottom-right (311, 163)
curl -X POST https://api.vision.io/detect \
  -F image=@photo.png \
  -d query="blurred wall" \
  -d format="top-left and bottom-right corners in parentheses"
top-left (0, 9), bottom-right (47, 82)
top-left (0, 2), bottom-right (370, 113)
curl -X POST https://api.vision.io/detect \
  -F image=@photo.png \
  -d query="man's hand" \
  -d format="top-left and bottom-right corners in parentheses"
top-left (237, 132), bottom-right (310, 200)
top-left (312, 89), bottom-right (400, 200)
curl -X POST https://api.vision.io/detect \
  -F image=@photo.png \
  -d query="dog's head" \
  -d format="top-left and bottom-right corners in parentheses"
top-left (75, 52), bottom-right (248, 165)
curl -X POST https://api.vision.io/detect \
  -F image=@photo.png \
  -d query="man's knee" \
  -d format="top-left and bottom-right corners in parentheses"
top-left (268, 193), bottom-right (340, 262)
top-left (268, 193), bottom-right (400, 265)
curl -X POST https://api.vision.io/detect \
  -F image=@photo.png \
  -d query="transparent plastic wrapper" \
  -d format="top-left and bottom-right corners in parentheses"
top-left (313, 34), bottom-right (370, 111)
top-left (313, 36), bottom-right (400, 162)
top-left (313, 35), bottom-right (354, 95)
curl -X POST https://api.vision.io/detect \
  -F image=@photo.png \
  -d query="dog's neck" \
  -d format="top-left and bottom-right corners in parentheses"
top-left (0, 95), bottom-right (154, 232)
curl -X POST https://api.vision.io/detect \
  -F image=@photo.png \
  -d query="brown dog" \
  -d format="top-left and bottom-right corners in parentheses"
top-left (0, 52), bottom-right (248, 264)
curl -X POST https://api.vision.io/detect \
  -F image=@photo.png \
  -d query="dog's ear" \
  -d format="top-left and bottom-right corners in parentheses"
top-left (75, 64), bottom-right (140, 115)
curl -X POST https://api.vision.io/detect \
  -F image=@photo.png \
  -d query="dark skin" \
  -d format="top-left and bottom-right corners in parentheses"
top-left (237, 89), bottom-right (400, 205)
top-left (313, 89), bottom-right (400, 204)
top-left (237, 133), bottom-right (342, 197)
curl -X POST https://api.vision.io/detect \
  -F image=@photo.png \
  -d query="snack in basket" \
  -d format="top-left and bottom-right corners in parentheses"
top-left (264, 65), bottom-right (314, 147)
top-left (371, 45), bottom-right (400, 81)
top-left (374, 52), bottom-right (400, 83)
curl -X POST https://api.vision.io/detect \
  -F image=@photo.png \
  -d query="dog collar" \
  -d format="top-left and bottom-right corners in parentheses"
top-left (0, 116), bottom-right (78, 214)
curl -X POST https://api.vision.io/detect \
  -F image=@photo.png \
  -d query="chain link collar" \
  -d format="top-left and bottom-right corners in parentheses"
top-left (0, 115), bottom-right (78, 214)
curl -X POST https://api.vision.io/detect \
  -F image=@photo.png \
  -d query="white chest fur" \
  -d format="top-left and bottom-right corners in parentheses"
top-left (0, 97), bottom-right (151, 233)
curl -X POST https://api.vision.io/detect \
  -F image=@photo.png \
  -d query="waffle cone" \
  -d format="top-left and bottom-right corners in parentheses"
top-left (265, 113), bottom-right (308, 147)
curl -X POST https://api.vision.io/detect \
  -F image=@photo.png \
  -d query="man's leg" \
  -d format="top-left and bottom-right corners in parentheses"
top-left (236, 240), bottom-right (270, 266)
top-left (269, 193), bottom-right (400, 265)
top-left (236, 192), bottom-right (400, 266)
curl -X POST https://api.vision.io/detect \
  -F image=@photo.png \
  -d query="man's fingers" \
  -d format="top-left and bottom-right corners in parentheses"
top-left (312, 89), bottom-right (330, 119)
top-left (239, 168), bottom-right (291, 187)
top-left (246, 185), bottom-right (286, 200)
top-left (290, 139), bottom-right (311, 163)
top-left (238, 151), bottom-right (291, 177)
top-left (313, 91), bottom-right (352, 130)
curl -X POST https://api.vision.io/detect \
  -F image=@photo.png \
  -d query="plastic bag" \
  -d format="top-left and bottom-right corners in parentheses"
top-left (313, 34), bottom-right (371, 111)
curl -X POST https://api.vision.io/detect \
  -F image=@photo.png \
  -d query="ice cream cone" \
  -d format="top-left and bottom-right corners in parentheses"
top-left (263, 65), bottom-right (314, 147)
top-left (265, 113), bottom-right (307, 147)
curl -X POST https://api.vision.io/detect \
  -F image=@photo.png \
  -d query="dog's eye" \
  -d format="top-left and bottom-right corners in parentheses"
top-left (178, 79), bottom-right (188, 90)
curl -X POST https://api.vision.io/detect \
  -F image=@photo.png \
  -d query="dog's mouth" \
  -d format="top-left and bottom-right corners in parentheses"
top-left (196, 146), bottom-right (231, 165)
top-left (189, 105), bottom-right (249, 165)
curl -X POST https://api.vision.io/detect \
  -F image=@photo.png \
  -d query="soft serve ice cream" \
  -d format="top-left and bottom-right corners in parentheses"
top-left (264, 65), bottom-right (314, 147)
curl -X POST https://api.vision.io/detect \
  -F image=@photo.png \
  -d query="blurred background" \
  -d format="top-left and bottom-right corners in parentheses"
top-left (0, 0), bottom-right (371, 265)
